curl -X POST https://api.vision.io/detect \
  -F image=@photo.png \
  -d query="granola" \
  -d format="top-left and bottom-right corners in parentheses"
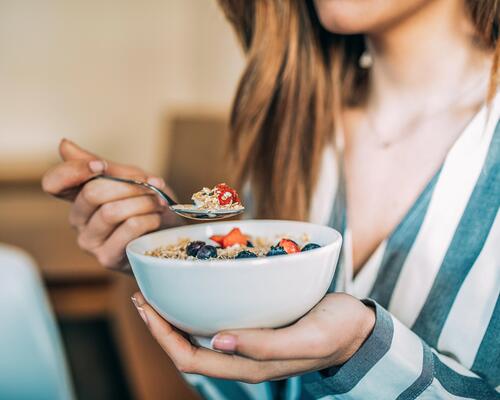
top-left (191, 183), bottom-right (244, 212)
top-left (145, 228), bottom-right (320, 261)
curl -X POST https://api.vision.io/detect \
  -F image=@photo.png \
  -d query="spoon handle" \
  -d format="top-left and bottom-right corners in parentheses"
top-left (87, 175), bottom-right (178, 206)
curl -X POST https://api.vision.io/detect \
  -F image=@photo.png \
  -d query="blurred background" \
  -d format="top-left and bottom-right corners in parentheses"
top-left (0, 1), bottom-right (244, 399)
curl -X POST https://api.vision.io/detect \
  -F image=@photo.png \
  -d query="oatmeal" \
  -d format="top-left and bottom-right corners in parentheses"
top-left (145, 228), bottom-right (321, 261)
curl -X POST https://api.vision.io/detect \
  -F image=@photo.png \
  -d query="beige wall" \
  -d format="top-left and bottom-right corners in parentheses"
top-left (0, 0), bottom-right (244, 173)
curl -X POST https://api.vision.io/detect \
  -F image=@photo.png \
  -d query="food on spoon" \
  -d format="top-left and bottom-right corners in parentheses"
top-left (191, 183), bottom-right (243, 211)
top-left (145, 227), bottom-right (322, 260)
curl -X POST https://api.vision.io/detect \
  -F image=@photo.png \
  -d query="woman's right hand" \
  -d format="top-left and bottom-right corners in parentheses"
top-left (42, 139), bottom-right (184, 272)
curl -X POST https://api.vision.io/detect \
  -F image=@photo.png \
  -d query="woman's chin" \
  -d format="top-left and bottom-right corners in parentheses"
top-left (313, 0), bottom-right (434, 35)
top-left (316, 13), bottom-right (384, 35)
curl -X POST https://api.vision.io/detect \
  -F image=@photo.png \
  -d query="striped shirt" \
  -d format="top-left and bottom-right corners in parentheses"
top-left (185, 95), bottom-right (500, 399)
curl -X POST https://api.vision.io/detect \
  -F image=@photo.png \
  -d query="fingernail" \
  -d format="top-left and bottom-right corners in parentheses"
top-left (131, 296), bottom-right (148, 326)
top-left (147, 177), bottom-right (165, 188)
top-left (158, 197), bottom-right (167, 206)
top-left (89, 160), bottom-right (106, 173)
top-left (211, 334), bottom-right (236, 352)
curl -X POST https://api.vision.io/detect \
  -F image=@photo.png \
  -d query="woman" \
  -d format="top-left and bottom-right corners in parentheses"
top-left (42, 0), bottom-right (499, 398)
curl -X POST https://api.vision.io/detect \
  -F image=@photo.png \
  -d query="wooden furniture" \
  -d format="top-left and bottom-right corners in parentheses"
top-left (0, 182), bottom-right (111, 314)
top-left (0, 112), bottom-right (229, 400)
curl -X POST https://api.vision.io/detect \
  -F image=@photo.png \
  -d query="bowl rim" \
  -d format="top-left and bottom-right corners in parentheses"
top-left (126, 219), bottom-right (342, 270)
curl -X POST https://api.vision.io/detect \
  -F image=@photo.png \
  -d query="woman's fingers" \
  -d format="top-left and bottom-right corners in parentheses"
top-left (41, 139), bottom-right (178, 271)
top-left (77, 195), bottom-right (165, 249)
top-left (132, 292), bottom-right (326, 383)
top-left (49, 139), bottom-right (159, 199)
top-left (132, 292), bottom-right (268, 382)
top-left (212, 314), bottom-right (333, 361)
top-left (42, 159), bottom-right (106, 200)
top-left (214, 294), bottom-right (374, 363)
top-left (132, 292), bottom-right (197, 363)
top-left (59, 139), bottom-right (147, 178)
top-left (59, 138), bottom-right (97, 162)
top-left (93, 213), bottom-right (162, 268)
top-left (69, 178), bottom-right (154, 229)
top-left (43, 139), bottom-right (107, 199)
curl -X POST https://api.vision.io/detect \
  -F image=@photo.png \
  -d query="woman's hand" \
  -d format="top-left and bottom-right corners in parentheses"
top-left (131, 292), bottom-right (375, 383)
top-left (42, 139), bottom-right (184, 271)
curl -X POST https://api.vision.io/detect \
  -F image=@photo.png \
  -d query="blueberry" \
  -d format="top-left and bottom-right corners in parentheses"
top-left (186, 241), bottom-right (206, 257)
top-left (301, 243), bottom-right (321, 252)
top-left (235, 250), bottom-right (257, 259)
top-left (246, 241), bottom-right (254, 248)
top-left (266, 246), bottom-right (287, 257)
top-left (196, 245), bottom-right (218, 260)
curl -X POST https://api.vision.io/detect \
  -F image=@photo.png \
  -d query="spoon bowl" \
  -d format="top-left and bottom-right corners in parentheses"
top-left (169, 205), bottom-right (244, 220)
top-left (86, 175), bottom-right (244, 221)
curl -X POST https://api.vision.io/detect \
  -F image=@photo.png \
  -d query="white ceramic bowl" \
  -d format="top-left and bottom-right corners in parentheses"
top-left (126, 220), bottom-right (342, 344)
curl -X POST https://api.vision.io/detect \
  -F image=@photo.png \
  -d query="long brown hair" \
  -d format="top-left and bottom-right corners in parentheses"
top-left (218, 0), bottom-right (500, 220)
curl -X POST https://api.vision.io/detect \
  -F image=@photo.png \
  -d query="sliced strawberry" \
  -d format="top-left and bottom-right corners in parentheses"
top-left (209, 235), bottom-right (225, 245)
top-left (215, 183), bottom-right (232, 192)
top-left (217, 191), bottom-right (234, 206)
top-left (278, 239), bottom-right (300, 254)
top-left (222, 228), bottom-right (248, 248)
top-left (215, 183), bottom-right (241, 205)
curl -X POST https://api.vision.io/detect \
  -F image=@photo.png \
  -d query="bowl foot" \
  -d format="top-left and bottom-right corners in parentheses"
top-left (190, 335), bottom-right (214, 349)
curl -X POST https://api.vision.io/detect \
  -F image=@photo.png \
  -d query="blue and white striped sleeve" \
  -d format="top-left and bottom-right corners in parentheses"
top-left (304, 300), bottom-right (500, 400)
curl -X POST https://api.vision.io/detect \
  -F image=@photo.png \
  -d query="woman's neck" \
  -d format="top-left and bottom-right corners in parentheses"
top-left (366, 0), bottom-right (492, 112)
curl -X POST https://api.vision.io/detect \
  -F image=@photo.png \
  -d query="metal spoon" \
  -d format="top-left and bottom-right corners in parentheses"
top-left (87, 175), bottom-right (244, 221)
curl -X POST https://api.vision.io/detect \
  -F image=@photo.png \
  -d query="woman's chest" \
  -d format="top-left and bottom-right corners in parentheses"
top-left (342, 111), bottom-right (476, 272)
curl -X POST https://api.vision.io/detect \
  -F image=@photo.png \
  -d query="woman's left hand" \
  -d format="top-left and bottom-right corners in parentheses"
top-left (131, 292), bottom-right (375, 383)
